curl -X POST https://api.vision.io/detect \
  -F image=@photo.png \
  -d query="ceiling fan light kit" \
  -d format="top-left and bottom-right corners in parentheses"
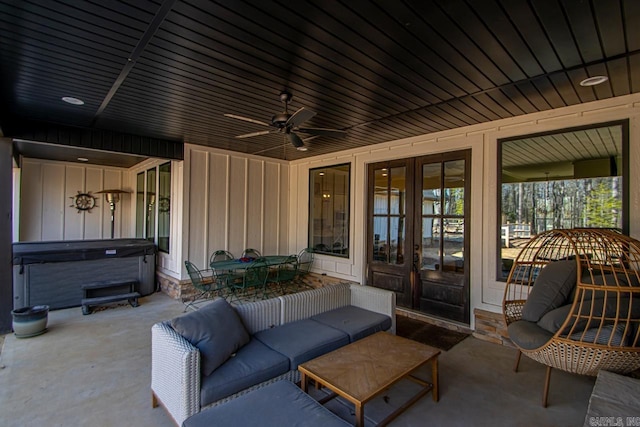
top-left (225, 91), bottom-right (346, 151)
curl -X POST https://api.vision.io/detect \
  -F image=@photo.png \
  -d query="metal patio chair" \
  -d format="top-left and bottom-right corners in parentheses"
top-left (183, 260), bottom-right (217, 311)
top-left (241, 248), bottom-right (262, 259)
top-left (266, 254), bottom-right (299, 296)
top-left (229, 258), bottom-right (269, 303)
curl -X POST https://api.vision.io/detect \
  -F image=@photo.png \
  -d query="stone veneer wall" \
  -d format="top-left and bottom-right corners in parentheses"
top-left (156, 271), bottom-right (352, 301)
top-left (156, 271), bottom-right (185, 300)
top-left (473, 308), bottom-right (514, 347)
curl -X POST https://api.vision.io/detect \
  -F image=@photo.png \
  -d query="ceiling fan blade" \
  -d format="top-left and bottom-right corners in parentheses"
top-left (297, 127), bottom-right (347, 138)
top-left (286, 131), bottom-right (305, 148)
top-left (224, 113), bottom-right (271, 127)
top-left (235, 130), bottom-right (272, 139)
top-left (302, 135), bottom-right (320, 143)
top-left (287, 107), bottom-right (316, 128)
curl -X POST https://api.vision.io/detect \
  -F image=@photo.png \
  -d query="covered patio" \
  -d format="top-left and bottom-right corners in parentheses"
top-left (0, 2), bottom-right (639, 425)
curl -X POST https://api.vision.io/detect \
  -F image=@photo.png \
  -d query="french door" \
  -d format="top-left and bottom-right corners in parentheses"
top-left (367, 150), bottom-right (471, 324)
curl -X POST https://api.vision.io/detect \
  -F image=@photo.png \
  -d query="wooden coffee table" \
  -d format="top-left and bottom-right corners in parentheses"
top-left (298, 331), bottom-right (440, 427)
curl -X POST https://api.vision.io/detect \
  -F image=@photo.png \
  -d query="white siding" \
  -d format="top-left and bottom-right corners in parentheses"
top-left (182, 145), bottom-right (289, 275)
top-left (19, 159), bottom-right (130, 242)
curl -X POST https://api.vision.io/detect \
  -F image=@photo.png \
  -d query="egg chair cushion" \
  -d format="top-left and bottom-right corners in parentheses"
top-left (569, 324), bottom-right (629, 346)
top-left (521, 260), bottom-right (577, 323)
top-left (507, 320), bottom-right (554, 350)
top-left (538, 296), bottom-right (640, 335)
top-left (537, 304), bottom-right (572, 334)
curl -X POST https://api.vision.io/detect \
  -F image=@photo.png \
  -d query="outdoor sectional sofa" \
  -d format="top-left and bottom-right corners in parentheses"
top-left (151, 282), bottom-right (396, 425)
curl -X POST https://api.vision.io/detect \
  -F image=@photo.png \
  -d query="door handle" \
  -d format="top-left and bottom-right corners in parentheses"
top-left (413, 244), bottom-right (420, 272)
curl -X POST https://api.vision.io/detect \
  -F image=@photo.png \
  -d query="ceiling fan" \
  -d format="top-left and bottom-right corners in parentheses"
top-left (224, 91), bottom-right (347, 151)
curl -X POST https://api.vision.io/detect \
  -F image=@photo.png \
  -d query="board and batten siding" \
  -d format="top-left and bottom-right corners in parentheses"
top-left (183, 145), bottom-right (289, 272)
top-left (19, 159), bottom-right (129, 242)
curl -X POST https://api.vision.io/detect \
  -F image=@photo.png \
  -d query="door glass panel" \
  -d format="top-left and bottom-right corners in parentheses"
top-left (135, 172), bottom-right (144, 238)
top-left (373, 169), bottom-right (388, 214)
top-left (422, 218), bottom-right (440, 270)
top-left (422, 163), bottom-right (441, 215)
top-left (443, 218), bottom-right (464, 273)
top-left (389, 216), bottom-right (405, 265)
top-left (444, 160), bottom-right (465, 215)
top-left (390, 167), bottom-right (406, 215)
top-left (373, 216), bottom-right (387, 262)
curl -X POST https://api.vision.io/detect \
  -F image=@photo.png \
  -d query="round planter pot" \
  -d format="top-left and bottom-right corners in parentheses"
top-left (11, 305), bottom-right (49, 338)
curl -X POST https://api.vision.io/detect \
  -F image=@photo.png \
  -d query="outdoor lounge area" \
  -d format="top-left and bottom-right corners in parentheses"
top-left (2, 2), bottom-right (640, 427)
top-left (0, 292), bottom-right (600, 427)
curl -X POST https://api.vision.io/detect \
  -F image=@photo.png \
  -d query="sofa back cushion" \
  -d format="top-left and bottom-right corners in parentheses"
top-left (234, 297), bottom-right (282, 335)
top-left (171, 298), bottom-right (250, 376)
top-left (521, 260), bottom-right (577, 322)
top-left (279, 283), bottom-right (350, 324)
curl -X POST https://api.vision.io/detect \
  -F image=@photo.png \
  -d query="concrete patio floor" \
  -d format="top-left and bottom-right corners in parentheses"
top-left (0, 292), bottom-right (595, 426)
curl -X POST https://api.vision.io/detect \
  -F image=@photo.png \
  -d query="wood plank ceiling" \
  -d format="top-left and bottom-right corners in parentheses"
top-left (1, 0), bottom-right (638, 161)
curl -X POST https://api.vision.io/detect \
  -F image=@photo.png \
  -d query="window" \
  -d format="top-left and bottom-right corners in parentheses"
top-left (497, 121), bottom-right (628, 280)
top-left (136, 162), bottom-right (172, 253)
top-left (158, 162), bottom-right (171, 253)
top-left (309, 164), bottom-right (350, 257)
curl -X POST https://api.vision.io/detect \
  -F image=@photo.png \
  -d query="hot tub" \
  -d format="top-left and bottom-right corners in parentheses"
top-left (12, 239), bottom-right (156, 310)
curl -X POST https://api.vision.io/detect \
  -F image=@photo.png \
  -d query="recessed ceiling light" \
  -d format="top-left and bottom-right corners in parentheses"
top-left (77, 157), bottom-right (89, 162)
top-left (579, 76), bottom-right (608, 87)
top-left (62, 96), bottom-right (85, 105)
top-left (296, 146), bottom-right (308, 151)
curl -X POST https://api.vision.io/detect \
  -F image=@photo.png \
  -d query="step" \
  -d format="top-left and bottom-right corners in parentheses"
top-left (82, 279), bottom-right (138, 291)
top-left (81, 292), bottom-right (141, 315)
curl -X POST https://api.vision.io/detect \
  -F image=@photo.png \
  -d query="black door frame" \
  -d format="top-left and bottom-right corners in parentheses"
top-left (366, 150), bottom-right (471, 324)
top-left (366, 158), bottom-right (414, 308)
top-left (413, 150), bottom-right (471, 324)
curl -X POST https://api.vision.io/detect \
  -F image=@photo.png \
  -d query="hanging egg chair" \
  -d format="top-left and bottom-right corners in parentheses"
top-left (503, 228), bottom-right (640, 406)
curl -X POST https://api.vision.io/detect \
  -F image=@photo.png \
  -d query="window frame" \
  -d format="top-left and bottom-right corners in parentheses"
top-left (308, 163), bottom-right (351, 258)
top-left (496, 119), bottom-right (629, 281)
top-left (136, 161), bottom-right (172, 254)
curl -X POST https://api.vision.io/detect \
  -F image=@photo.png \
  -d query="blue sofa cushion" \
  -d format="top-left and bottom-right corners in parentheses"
top-left (171, 298), bottom-right (250, 376)
top-left (310, 305), bottom-right (392, 342)
top-left (200, 338), bottom-right (290, 406)
top-left (254, 319), bottom-right (349, 369)
top-left (186, 380), bottom-right (351, 427)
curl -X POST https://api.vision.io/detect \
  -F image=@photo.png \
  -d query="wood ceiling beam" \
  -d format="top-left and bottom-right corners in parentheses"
top-left (91, 0), bottom-right (179, 126)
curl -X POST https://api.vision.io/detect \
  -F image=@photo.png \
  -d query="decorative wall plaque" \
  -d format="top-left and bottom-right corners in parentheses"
top-left (70, 191), bottom-right (98, 212)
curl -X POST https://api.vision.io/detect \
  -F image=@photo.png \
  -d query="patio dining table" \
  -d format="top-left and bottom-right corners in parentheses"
top-left (209, 255), bottom-right (291, 272)
top-left (211, 255), bottom-right (295, 301)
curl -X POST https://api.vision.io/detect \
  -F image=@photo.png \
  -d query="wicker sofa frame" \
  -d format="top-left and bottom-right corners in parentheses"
top-left (151, 283), bottom-right (396, 425)
top-left (503, 228), bottom-right (640, 406)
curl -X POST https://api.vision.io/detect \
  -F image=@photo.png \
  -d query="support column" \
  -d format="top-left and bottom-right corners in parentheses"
top-left (0, 137), bottom-right (13, 333)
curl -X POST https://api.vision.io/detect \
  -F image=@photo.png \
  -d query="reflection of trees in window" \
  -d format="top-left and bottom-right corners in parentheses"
top-left (498, 121), bottom-right (628, 280)
top-left (501, 177), bottom-right (621, 232)
top-left (586, 180), bottom-right (621, 227)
